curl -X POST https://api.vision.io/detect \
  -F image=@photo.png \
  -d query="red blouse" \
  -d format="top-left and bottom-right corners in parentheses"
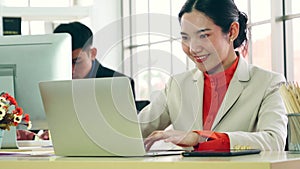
top-left (194, 56), bottom-right (239, 151)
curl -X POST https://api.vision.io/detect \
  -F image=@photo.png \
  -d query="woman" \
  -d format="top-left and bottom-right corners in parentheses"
top-left (138, 0), bottom-right (288, 151)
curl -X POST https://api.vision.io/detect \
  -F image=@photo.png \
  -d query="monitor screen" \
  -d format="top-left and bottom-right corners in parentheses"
top-left (0, 33), bottom-right (72, 130)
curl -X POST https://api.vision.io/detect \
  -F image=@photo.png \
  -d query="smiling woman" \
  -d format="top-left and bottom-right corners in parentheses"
top-left (138, 0), bottom-right (288, 152)
top-left (180, 11), bottom-right (240, 74)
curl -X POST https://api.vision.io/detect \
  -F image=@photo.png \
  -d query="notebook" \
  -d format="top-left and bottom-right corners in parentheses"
top-left (39, 77), bottom-right (184, 157)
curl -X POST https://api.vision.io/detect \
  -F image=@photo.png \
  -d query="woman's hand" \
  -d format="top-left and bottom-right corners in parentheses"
top-left (144, 130), bottom-right (206, 151)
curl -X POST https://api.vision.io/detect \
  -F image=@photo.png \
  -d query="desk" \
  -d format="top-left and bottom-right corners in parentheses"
top-left (1, 148), bottom-right (300, 169)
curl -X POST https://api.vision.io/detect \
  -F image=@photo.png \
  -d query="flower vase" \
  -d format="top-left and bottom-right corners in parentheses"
top-left (0, 129), bottom-right (3, 149)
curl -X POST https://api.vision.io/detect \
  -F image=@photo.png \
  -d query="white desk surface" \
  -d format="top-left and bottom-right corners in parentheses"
top-left (1, 146), bottom-right (300, 169)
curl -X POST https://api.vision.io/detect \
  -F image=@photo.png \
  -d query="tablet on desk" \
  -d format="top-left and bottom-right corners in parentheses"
top-left (182, 149), bottom-right (261, 157)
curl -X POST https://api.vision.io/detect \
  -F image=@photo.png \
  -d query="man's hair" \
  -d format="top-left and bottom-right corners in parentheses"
top-left (53, 21), bottom-right (93, 51)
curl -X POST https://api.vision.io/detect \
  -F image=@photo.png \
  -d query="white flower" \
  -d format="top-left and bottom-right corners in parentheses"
top-left (27, 121), bottom-right (32, 129)
top-left (0, 96), bottom-right (8, 104)
top-left (0, 107), bottom-right (7, 120)
top-left (14, 114), bottom-right (23, 124)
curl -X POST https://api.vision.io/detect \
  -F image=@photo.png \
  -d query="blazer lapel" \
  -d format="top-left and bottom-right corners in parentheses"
top-left (190, 69), bottom-right (204, 130)
top-left (211, 56), bottom-right (250, 130)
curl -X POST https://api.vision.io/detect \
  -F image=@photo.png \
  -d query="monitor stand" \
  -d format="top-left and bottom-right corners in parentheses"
top-left (0, 65), bottom-right (19, 149)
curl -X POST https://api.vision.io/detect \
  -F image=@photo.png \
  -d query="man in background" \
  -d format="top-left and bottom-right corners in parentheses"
top-left (53, 21), bottom-right (136, 97)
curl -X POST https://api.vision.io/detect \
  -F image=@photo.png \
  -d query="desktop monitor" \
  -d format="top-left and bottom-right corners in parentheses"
top-left (0, 33), bottom-right (72, 130)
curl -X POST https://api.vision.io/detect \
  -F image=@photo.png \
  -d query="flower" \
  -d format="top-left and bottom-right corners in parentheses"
top-left (0, 92), bottom-right (32, 131)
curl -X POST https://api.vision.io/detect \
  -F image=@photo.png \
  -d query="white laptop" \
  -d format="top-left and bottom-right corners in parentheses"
top-left (39, 77), bottom-right (184, 157)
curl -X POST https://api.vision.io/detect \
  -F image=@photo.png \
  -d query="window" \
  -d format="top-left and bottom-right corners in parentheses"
top-left (285, 19), bottom-right (300, 82)
top-left (250, 0), bottom-right (271, 23)
top-left (287, 0), bottom-right (300, 15)
top-left (285, 0), bottom-right (300, 81)
top-left (251, 24), bottom-right (272, 70)
top-left (123, 0), bottom-right (187, 100)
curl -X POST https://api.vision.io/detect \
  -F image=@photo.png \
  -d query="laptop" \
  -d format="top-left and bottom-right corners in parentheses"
top-left (39, 77), bottom-right (184, 157)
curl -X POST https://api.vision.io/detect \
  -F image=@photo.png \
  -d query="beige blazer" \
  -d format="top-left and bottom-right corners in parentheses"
top-left (138, 56), bottom-right (288, 151)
